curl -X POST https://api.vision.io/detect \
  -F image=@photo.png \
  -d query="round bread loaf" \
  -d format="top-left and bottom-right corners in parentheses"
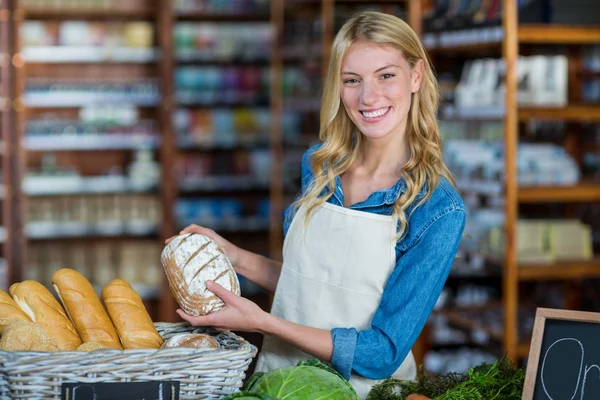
top-left (161, 233), bottom-right (240, 316)
top-left (0, 320), bottom-right (59, 352)
top-left (160, 333), bottom-right (220, 350)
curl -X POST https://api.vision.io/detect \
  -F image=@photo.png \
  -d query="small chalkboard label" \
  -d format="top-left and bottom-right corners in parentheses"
top-left (61, 381), bottom-right (180, 400)
top-left (523, 308), bottom-right (600, 400)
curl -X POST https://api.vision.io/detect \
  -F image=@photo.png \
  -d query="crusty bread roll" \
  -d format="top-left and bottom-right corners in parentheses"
top-left (0, 289), bottom-right (32, 333)
top-left (160, 333), bottom-right (220, 350)
top-left (0, 320), bottom-right (59, 352)
top-left (161, 233), bottom-right (240, 316)
top-left (52, 268), bottom-right (123, 350)
top-left (77, 342), bottom-right (110, 352)
top-left (101, 279), bottom-right (163, 349)
top-left (9, 281), bottom-right (82, 350)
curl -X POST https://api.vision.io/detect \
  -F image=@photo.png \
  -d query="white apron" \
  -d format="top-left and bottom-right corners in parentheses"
top-left (255, 202), bottom-right (416, 399)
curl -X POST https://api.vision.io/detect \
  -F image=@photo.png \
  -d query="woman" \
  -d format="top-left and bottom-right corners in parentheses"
top-left (171, 11), bottom-right (466, 399)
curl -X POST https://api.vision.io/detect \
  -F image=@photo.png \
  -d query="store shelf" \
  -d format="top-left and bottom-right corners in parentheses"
top-left (22, 94), bottom-right (160, 108)
top-left (178, 216), bottom-right (269, 233)
top-left (23, 9), bottom-right (156, 21)
top-left (26, 221), bottom-right (158, 240)
top-left (175, 12), bottom-right (270, 22)
top-left (22, 46), bottom-right (159, 64)
top-left (440, 105), bottom-right (505, 120)
top-left (518, 105), bottom-right (600, 121)
top-left (24, 134), bottom-right (159, 151)
top-left (518, 258), bottom-right (600, 281)
top-left (179, 176), bottom-right (270, 192)
top-left (23, 176), bottom-right (157, 196)
top-left (518, 182), bottom-right (600, 203)
top-left (438, 307), bottom-right (504, 342)
top-left (177, 138), bottom-right (268, 151)
top-left (518, 24), bottom-right (600, 44)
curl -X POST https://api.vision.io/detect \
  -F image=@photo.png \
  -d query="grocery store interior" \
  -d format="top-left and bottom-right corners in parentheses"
top-left (0, 0), bottom-right (599, 377)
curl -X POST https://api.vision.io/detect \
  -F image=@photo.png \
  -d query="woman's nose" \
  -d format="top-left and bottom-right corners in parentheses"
top-left (360, 82), bottom-right (380, 105)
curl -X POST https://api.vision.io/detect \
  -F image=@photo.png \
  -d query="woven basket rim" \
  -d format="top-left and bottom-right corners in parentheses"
top-left (0, 322), bottom-right (257, 358)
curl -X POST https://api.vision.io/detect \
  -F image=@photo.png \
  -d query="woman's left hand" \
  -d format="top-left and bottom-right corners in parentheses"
top-left (176, 280), bottom-right (267, 333)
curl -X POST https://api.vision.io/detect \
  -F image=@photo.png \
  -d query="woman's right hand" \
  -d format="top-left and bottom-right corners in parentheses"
top-left (165, 225), bottom-right (242, 268)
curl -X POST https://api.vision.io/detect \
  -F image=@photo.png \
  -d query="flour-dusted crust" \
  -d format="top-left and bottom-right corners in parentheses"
top-left (160, 333), bottom-right (220, 350)
top-left (161, 233), bottom-right (240, 316)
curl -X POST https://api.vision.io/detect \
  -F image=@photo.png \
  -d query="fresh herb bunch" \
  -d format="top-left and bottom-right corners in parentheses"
top-left (366, 357), bottom-right (525, 400)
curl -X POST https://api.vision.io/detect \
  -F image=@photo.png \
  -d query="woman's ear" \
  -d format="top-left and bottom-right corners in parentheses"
top-left (410, 59), bottom-right (425, 93)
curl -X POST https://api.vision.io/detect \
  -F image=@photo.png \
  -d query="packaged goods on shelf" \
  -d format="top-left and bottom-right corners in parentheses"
top-left (424, 348), bottom-right (498, 375)
top-left (23, 78), bottom-right (160, 107)
top-left (21, 0), bottom-right (118, 10)
top-left (175, 0), bottom-right (269, 14)
top-left (454, 56), bottom-right (568, 111)
top-left (176, 149), bottom-right (272, 190)
top-left (519, 0), bottom-right (600, 25)
top-left (582, 47), bottom-right (600, 103)
top-left (175, 198), bottom-right (269, 232)
top-left (518, 143), bottom-right (580, 186)
top-left (485, 219), bottom-right (594, 263)
top-left (174, 107), bottom-right (281, 148)
top-left (26, 241), bottom-right (162, 292)
top-left (21, 20), bottom-right (156, 63)
top-left (174, 23), bottom-right (272, 62)
top-left (175, 66), bottom-right (268, 105)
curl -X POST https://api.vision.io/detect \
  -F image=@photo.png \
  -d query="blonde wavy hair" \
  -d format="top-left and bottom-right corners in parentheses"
top-left (295, 11), bottom-right (455, 239)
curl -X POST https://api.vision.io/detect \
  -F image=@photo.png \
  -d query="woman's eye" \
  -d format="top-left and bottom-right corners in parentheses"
top-left (343, 78), bottom-right (359, 84)
top-left (380, 73), bottom-right (395, 80)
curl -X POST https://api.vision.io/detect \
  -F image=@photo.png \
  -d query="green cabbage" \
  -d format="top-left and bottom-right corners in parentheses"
top-left (241, 359), bottom-right (360, 400)
top-left (222, 392), bottom-right (280, 400)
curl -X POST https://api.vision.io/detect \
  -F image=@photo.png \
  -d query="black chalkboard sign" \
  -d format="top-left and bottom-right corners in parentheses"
top-left (523, 308), bottom-right (600, 400)
top-left (61, 381), bottom-right (180, 400)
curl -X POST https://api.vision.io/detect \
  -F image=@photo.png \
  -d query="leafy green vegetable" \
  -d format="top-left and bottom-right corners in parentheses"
top-left (366, 357), bottom-right (525, 400)
top-left (245, 359), bottom-right (360, 400)
top-left (222, 392), bottom-right (280, 400)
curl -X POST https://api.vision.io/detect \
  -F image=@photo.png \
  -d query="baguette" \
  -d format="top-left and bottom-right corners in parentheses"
top-left (0, 289), bottom-right (32, 333)
top-left (101, 279), bottom-right (163, 349)
top-left (52, 268), bottom-right (122, 349)
top-left (161, 233), bottom-right (240, 316)
top-left (9, 281), bottom-right (82, 350)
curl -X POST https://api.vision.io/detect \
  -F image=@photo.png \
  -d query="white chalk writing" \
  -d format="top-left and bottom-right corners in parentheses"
top-left (540, 337), bottom-right (600, 399)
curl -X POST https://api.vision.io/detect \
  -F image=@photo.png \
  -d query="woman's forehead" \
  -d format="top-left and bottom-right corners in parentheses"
top-left (341, 41), bottom-right (407, 70)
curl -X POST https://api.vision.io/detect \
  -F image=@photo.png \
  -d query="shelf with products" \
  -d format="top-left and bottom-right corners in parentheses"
top-left (171, 0), bottom-right (277, 264)
top-left (425, 0), bottom-right (600, 365)
top-left (3, 0), bottom-right (177, 320)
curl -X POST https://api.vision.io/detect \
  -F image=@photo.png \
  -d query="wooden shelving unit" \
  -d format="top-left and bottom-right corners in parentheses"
top-left (425, 2), bottom-right (600, 364)
top-left (518, 259), bottom-right (600, 281)
top-left (518, 182), bottom-right (600, 203)
top-left (503, 2), bottom-right (600, 362)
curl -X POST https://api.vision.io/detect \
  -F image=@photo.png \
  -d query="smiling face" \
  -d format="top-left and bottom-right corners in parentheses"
top-left (340, 40), bottom-right (423, 144)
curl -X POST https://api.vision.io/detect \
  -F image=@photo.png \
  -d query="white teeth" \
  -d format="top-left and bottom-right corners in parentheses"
top-left (362, 107), bottom-right (389, 118)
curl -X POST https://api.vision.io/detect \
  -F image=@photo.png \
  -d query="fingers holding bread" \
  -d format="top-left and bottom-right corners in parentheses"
top-left (9, 281), bottom-right (82, 351)
top-left (52, 268), bottom-right (123, 350)
top-left (102, 279), bottom-right (163, 349)
top-left (0, 289), bottom-right (32, 333)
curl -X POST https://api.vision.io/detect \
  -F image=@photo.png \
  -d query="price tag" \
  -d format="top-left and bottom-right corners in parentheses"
top-left (61, 381), bottom-right (180, 400)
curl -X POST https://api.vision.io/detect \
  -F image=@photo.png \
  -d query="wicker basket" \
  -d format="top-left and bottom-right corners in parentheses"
top-left (0, 322), bottom-right (257, 399)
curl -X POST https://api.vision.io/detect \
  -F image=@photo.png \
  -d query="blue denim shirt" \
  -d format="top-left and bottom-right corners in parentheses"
top-left (283, 144), bottom-right (466, 380)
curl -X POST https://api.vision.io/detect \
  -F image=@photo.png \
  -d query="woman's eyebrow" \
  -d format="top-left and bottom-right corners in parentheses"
top-left (341, 64), bottom-right (399, 76)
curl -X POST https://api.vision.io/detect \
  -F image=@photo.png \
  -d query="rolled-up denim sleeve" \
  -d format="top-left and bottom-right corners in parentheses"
top-left (331, 208), bottom-right (466, 380)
